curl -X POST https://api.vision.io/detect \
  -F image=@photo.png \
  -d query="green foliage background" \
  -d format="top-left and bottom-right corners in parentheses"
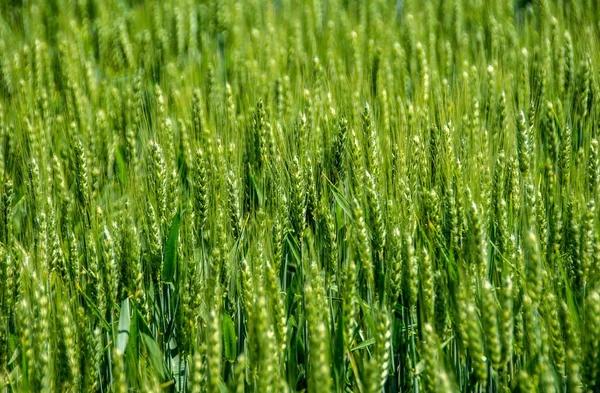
top-left (0, 0), bottom-right (600, 392)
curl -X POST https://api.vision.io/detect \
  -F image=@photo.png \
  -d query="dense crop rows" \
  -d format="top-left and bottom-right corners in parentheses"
top-left (1, 0), bottom-right (600, 392)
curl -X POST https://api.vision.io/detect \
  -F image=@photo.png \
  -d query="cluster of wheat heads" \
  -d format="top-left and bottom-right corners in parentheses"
top-left (1, 0), bottom-right (600, 392)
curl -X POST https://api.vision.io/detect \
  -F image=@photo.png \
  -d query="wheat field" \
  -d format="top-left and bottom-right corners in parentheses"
top-left (0, 0), bottom-right (600, 392)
